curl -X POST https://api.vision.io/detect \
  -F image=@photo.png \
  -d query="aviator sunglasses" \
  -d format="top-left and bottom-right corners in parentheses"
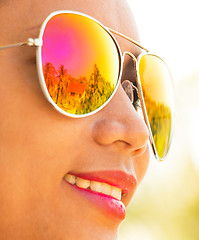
top-left (0, 10), bottom-right (174, 161)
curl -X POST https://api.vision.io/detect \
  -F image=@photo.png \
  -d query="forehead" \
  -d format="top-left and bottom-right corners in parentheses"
top-left (0, 0), bottom-right (139, 50)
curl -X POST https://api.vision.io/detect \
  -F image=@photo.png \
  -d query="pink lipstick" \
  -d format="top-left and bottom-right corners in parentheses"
top-left (63, 171), bottom-right (137, 220)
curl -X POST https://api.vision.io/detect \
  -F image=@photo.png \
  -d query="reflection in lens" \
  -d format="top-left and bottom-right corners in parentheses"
top-left (138, 54), bottom-right (174, 159)
top-left (41, 13), bottom-right (120, 115)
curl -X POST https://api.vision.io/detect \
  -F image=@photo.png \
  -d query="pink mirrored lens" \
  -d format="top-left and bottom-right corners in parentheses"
top-left (41, 13), bottom-right (120, 115)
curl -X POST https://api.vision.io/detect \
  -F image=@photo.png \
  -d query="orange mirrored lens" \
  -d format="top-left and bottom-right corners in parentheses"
top-left (41, 13), bottom-right (120, 115)
top-left (138, 54), bottom-right (174, 159)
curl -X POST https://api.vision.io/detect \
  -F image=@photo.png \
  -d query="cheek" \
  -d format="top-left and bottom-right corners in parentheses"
top-left (133, 145), bottom-right (150, 184)
top-left (0, 67), bottom-right (85, 181)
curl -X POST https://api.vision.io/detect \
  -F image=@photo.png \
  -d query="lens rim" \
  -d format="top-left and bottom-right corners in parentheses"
top-left (136, 52), bottom-right (174, 161)
top-left (36, 10), bottom-right (122, 118)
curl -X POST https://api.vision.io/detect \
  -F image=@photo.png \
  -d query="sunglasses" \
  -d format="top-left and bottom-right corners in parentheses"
top-left (0, 10), bottom-right (174, 161)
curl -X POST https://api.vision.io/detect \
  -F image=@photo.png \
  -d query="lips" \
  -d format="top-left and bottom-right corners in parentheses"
top-left (64, 173), bottom-right (122, 200)
top-left (63, 171), bottom-right (137, 220)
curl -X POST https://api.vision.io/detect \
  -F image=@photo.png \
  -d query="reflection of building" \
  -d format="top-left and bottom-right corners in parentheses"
top-left (67, 82), bottom-right (87, 99)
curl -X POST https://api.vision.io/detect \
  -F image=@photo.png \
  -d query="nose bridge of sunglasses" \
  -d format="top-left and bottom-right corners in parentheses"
top-left (123, 51), bottom-right (137, 61)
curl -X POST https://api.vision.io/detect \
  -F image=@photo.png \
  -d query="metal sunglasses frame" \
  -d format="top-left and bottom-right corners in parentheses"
top-left (0, 10), bottom-right (172, 161)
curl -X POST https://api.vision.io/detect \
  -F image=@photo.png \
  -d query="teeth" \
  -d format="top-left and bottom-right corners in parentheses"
top-left (101, 183), bottom-right (112, 195)
top-left (90, 181), bottom-right (102, 192)
top-left (111, 186), bottom-right (122, 201)
top-left (64, 174), bottom-right (122, 201)
top-left (76, 177), bottom-right (90, 189)
top-left (64, 174), bottom-right (76, 184)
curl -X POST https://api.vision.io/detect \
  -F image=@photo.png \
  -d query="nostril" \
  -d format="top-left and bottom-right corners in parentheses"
top-left (92, 119), bottom-right (126, 145)
top-left (131, 142), bottom-right (148, 157)
top-left (91, 84), bottom-right (149, 153)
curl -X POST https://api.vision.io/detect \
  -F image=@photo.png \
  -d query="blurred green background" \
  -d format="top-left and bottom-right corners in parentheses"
top-left (120, 1), bottom-right (199, 239)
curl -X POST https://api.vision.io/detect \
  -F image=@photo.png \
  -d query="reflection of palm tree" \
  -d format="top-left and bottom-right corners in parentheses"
top-left (78, 64), bottom-right (114, 114)
top-left (56, 64), bottom-right (67, 104)
top-left (43, 63), bottom-right (57, 94)
top-left (42, 62), bottom-right (115, 114)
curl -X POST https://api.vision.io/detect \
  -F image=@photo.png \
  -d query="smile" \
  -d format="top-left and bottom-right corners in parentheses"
top-left (63, 171), bottom-right (137, 220)
top-left (64, 174), bottom-right (122, 200)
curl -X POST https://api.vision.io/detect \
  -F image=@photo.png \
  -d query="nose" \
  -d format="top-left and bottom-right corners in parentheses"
top-left (91, 83), bottom-right (149, 156)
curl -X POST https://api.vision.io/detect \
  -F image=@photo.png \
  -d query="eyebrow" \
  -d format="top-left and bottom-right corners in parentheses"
top-left (25, 25), bottom-right (41, 32)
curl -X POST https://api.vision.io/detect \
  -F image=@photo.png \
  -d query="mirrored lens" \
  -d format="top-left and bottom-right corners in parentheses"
top-left (138, 54), bottom-right (174, 159)
top-left (41, 13), bottom-right (120, 115)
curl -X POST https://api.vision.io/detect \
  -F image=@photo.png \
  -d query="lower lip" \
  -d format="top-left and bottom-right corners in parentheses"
top-left (64, 180), bottom-right (126, 220)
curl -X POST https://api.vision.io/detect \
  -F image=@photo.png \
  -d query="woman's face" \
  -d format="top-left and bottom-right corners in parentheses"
top-left (0, 0), bottom-right (150, 239)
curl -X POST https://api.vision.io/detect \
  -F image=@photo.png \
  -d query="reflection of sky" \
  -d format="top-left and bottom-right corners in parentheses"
top-left (140, 55), bottom-right (174, 107)
top-left (42, 13), bottom-right (120, 86)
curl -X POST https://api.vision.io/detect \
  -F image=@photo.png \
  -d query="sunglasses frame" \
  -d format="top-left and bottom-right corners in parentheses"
top-left (136, 53), bottom-right (173, 161)
top-left (0, 10), bottom-right (173, 161)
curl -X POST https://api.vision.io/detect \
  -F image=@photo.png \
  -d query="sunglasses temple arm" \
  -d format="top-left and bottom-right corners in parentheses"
top-left (0, 42), bottom-right (27, 49)
top-left (0, 38), bottom-right (42, 50)
top-left (108, 28), bottom-right (149, 52)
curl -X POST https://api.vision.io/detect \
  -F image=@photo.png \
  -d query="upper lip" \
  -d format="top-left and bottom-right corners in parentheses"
top-left (67, 170), bottom-right (137, 196)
